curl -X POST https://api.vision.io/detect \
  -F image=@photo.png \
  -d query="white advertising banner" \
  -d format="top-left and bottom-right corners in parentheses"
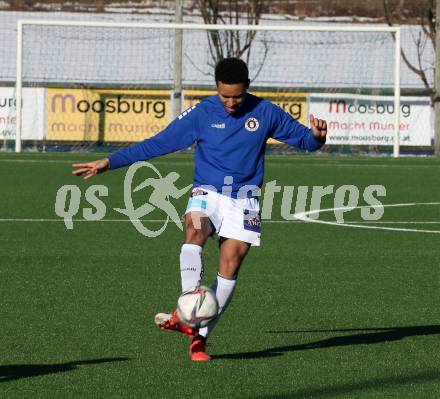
top-left (0, 87), bottom-right (45, 140)
top-left (309, 94), bottom-right (432, 146)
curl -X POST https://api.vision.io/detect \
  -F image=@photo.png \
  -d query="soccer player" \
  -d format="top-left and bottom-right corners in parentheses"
top-left (72, 58), bottom-right (327, 361)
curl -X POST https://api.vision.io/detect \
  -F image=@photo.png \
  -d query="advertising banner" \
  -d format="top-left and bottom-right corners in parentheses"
top-left (0, 87), bottom-right (45, 140)
top-left (183, 89), bottom-right (308, 144)
top-left (46, 88), bottom-right (172, 142)
top-left (309, 93), bottom-right (432, 146)
top-left (43, 89), bottom-right (432, 146)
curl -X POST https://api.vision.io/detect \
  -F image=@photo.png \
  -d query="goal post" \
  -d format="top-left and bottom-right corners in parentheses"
top-left (13, 19), bottom-right (402, 156)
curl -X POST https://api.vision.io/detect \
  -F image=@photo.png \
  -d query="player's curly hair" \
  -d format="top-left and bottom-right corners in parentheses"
top-left (215, 58), bottom-right (250, 85)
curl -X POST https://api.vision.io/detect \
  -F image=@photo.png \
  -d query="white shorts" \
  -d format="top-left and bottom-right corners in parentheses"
top-left (185, 188), bottom-right (261, 246)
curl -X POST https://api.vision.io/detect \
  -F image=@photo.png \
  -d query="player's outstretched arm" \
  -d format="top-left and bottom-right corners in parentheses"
top-left (72, 158), bottom-right (110, 180)
top-left (309, 114), bottom-right (327, 143)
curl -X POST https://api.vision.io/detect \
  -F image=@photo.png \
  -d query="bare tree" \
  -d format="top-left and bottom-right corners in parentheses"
top-left (383, 0), bottom-right (435, 102)
top-left (191, 0), bottom-right (269, 80)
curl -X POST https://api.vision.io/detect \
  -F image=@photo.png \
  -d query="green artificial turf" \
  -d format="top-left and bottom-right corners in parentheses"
top-left (0, 152), bottom-right (439, 398)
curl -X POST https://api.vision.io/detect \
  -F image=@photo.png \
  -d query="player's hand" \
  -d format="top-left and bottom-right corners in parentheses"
top-left (310, 114), bottom-right (327, 143)
top-left (72, 158), bottom-right (110, 180)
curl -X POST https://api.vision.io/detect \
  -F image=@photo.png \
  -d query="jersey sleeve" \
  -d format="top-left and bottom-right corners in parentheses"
top-left (108, 106), bottom-right (199, 169)
top-left (269, 103), bottom-right (324, 152)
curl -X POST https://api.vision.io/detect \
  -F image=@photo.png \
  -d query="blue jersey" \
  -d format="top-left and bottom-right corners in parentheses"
top-left (108, 93), bottom-right (324, 197)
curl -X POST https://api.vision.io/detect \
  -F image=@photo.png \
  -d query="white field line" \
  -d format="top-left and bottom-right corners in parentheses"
top-left (344, 221), bottom-right (440, 224)
top-left (293, 202), bottom-right (440, 234)
top-left (0, 219), bottom-right (439, 225)
top-left (0, 218), bottom-right (177, 222)
top-left (0, 159), bottom-right (439, 168)
top-left (1, 204), bottom-right (439, 234)
top-left (0, 159), bottom-right (98, 164)
top-left (1, 202), bottom-right (440, 225)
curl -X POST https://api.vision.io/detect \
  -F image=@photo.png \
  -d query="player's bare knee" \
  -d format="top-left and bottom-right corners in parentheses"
top-left (184, 227), bottom-right (207, 245)
top-left (184, 220), bottom-right (208, 245)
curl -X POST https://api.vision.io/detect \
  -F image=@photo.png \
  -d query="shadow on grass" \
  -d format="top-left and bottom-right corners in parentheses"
top-left (0, 357), bottom-right (129, 383)
top-left (215, 324), bottom-right (440, 360)
top-left (250, 369), bottom-right (440, 399)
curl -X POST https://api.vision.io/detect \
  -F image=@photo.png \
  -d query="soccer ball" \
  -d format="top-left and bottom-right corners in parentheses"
top-left (177, 286), bottom-right (219, 328)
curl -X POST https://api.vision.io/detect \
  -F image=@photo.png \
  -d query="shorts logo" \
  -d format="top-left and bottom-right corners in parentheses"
top-left (245, 117), bottom-right (259, 132)
top-left (191, 189), bottom-right (208, 197)
top-left (243, 209), bottom-right (261, 233)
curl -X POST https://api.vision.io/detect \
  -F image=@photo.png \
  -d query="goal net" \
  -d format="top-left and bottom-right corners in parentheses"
top-left (9, 20), bottom-right (407, 156)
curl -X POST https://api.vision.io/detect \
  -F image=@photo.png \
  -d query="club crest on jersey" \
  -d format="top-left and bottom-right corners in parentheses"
top-left (245, 117), bottom-right (259, 132)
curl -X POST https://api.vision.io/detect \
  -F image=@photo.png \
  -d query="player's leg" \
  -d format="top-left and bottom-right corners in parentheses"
top-left (155, 211), bottom-right (214, 337)
top-left (190, 238), bottom-right (250, 361)
top-left (198, 238), bottom-right (249, 337)
top-left (180, 211), bottom-right (214, 291)
top-left (190, 194), bottom-right (260, 360)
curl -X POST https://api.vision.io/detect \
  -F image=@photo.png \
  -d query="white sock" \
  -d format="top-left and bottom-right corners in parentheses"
top-left (180, 244), bottom-right (204, 292)
top-left (198, 275), bottom-right (237, 338)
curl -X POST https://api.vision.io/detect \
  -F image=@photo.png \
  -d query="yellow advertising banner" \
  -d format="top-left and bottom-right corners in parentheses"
top-left (46, 88), bottom-right (172, 142)
top-left (183, 89), bottom-right (216, 109)
top-left (252, 91), bottom-right (307, 125)
top-left (183, 89), bottom-right (307, 144)
top-left (46, 88), bottom-right (307, 143)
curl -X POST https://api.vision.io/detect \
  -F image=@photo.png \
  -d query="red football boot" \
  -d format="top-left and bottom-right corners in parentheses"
top-left (154, 310), bottom-right (198, 338)
top-left (189, 339), bottom-right (211, 361)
